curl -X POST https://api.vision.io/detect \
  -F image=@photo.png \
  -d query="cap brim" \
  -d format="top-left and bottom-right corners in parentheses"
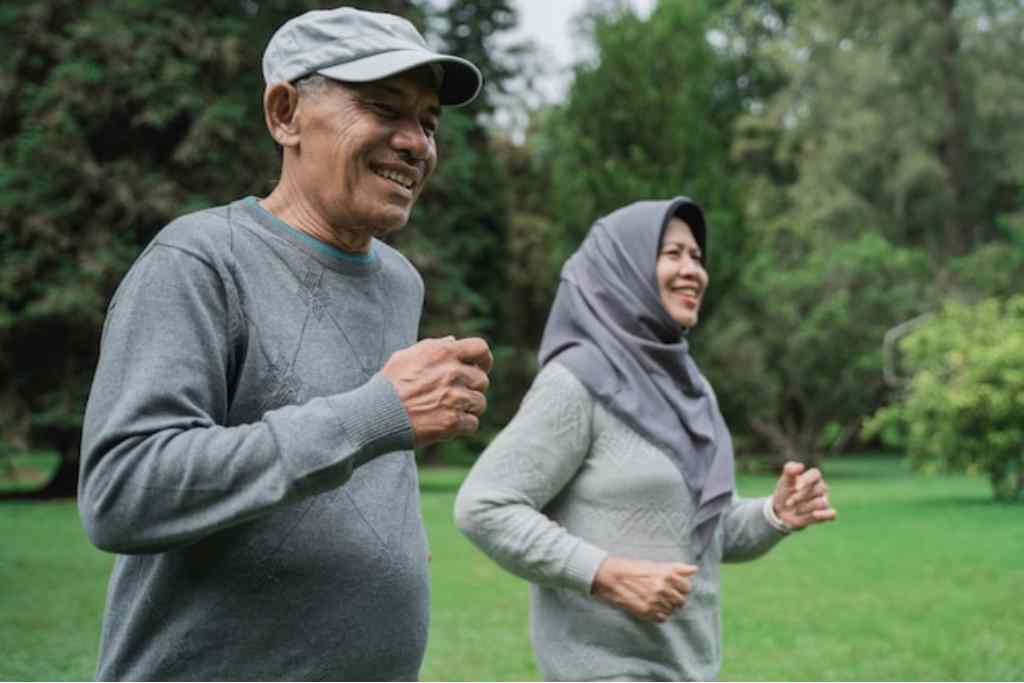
top-left (318, 50), bottom-right (482, 107)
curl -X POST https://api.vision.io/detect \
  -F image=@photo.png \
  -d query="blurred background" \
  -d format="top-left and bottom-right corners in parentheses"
top-left (1, 1), bottom-right (1022, 680)
top-left (3, 0), bottom-right (1023, 494)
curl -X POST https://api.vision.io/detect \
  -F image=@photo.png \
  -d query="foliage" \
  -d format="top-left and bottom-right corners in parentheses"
top-left (388, 108), bottom-right (526, 461)
top-left (0, 0), bottom-right (382, 461)
top-left (735, 0), bottom-right (1024, 260)
top-left (388, 0), bottom-right (536, 460)
top-left (712, 0), bottom-right (1024, 462)
top-left (2, 0), bottom-right (1024, 482)
top-left (698, 232), bottom-right (930, 464)
top-left (430, 0), bottom-right (525, 120)
top-left (536, 0), bottom-right (757, 319)
top-left (941, 240), bottom-right (1024, 301)
top-left (0, 0), bottom-right (526, 476)
top-left (865, 296), bottom-right (1024, 500)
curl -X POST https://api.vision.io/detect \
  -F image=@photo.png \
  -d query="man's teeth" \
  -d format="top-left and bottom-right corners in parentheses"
top-left (376, 169), bottom-right (414, 189)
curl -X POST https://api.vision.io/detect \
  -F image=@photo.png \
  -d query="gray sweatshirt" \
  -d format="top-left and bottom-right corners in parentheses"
top-left (79, 197), bottom-right (428, 681)
top-left (455, 362), bottom-right (787, 682)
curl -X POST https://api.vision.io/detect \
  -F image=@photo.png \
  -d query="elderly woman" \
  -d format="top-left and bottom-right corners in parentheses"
top-left (455, 197), bottom-right (837, 681)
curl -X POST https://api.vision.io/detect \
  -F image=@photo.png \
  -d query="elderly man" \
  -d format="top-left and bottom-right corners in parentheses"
top-left (79, 7), bottom-right (489, 681)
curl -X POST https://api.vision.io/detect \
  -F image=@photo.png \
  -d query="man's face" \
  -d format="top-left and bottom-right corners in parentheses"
top-left (292, 68), bottom-right (441, 238)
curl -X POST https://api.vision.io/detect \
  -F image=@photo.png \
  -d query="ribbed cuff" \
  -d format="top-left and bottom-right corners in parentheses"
top-left (563, 540), bottom-right (609, 594)
top-left (763, 497), bottom-right (796, 534)
top-left (329, 373), bottom-right (415, 467)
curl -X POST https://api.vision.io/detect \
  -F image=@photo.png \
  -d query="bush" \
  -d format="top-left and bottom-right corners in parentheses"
top-left (865, 296), bottom-right (1024, 500)
top-left (698, 232), bottom-right (930, 465)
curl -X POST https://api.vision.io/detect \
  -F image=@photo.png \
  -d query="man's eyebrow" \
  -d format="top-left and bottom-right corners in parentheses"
top-left (360, 83), bottom-right (403, 98)
top-left (357, 83), bottom-right (442, 117)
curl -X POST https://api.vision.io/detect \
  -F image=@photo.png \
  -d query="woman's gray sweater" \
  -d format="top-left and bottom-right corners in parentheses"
top-left (455, 362), bottom-right (787, 682)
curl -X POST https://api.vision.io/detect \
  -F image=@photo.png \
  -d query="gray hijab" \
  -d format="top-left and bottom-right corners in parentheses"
top-left (538, 197), bottom-right (735, 557)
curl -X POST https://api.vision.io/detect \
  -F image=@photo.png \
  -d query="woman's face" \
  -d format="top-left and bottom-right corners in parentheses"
top-left (656, 218), bottom-right (709, 329)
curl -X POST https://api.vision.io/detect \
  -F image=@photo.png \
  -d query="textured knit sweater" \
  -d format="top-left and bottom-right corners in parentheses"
top-left (79, 197), bottom-right (428, 681)
top-left (455, 362), bottom-right (787, 682)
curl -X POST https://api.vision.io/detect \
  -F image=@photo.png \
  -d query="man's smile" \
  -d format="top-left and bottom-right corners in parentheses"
top-left (371, 162), bottom-right (420, 193)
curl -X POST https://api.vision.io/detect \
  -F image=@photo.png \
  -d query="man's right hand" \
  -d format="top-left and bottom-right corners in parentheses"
top-left (380, 336), bottom-right (493, 447)
top-left (591, 556), bottom-right (698, 623)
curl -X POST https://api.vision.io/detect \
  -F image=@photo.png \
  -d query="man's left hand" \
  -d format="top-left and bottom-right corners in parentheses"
top-left (771, 462), bottom-right (838, 530)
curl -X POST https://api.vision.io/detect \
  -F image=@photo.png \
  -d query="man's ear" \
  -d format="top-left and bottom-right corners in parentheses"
top-left (264, 82), bottom-right (302, 149)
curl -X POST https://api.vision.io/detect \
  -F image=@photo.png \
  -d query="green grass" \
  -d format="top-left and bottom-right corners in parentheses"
top-left (0, 499), bottom-right (113, 679)
top-left (717, 456), bottom-right (1024, 681)
top-left (2, 456), bottom-right (1022, 681)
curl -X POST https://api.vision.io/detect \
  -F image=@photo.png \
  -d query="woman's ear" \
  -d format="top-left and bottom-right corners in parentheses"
top-left (264, 82), bottom-right (301, 149)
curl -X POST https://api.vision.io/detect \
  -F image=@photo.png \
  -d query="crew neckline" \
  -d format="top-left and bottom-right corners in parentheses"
top-left (242, 196), bottom-right (380, 271)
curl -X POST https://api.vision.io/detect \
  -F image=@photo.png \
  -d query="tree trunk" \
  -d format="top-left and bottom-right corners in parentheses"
top-left (1, 449), bottom-right (16, 479)
top-left (987, 460), bottom-right (1023, 502)
top-left (750, 418), bottom-right (822, 469)
top-left (417, 442), bottom-right (445, 467)
top-left (937, 0), bottom-right (972, 257)
top-left (989, 462), bottom-right (1008, 501)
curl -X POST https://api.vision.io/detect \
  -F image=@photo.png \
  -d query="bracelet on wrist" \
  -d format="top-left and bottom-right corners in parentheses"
top-left (763, 498), bottom-right (796, 534)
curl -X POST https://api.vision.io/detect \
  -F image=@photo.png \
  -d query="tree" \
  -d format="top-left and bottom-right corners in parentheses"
top-left (865, 296), bottom-right (1024, 501)
top-left (382, 0), bottom-right (539, 461)
top-left (430, 0), bottom-right (523, 122)
top-left (699, 233), bottom-right (930, 465)
top-left (537, 0), bottom-right (758, 320)
top-left (735, 0), bottom-right (1024, 260)
top-left (716, 0), bottom-right (1024, 461)
top-left (0, 0), bottom-right (423, 497)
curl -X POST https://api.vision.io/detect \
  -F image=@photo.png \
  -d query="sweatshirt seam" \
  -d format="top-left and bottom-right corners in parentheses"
top-left (151, 241), bottom-right (220, 275)
top-left (224, 202), bottom-right (241, 351)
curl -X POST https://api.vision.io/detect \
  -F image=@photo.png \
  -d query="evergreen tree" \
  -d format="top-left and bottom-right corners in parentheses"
top-left (537, 0), bottom-right (759, 322)
top-left (0, 0), bottom-right (423, 496)
top-left (737, 0), bottom-right (1024, 259)
top-left (390, 0), bottom-right (536, 458)
top-left (711, 0), bottom-right (1024, 462)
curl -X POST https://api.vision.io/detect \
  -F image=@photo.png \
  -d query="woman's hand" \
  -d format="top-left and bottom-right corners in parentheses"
top-left (771, 461), bottom-right (838, 530)
top-left (591, 556), bottom-right (698, 623)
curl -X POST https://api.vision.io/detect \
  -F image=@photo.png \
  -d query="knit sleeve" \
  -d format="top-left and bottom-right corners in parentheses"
top-left (79, 241), bottom-right (412, 555)
top-left (454, 363), bottom-right (609, 594)
top-left (719, 495), bottom-right (788, 562)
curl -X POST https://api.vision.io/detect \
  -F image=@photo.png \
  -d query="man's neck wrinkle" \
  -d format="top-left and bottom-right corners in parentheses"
top-left (261, 179), bottom-right (372, 255)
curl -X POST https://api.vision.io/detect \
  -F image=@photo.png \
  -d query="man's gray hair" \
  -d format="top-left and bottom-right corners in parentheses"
top-left (271, 74), bottom-right (335, 157)
top-left (294, 73), bottom-right (333, 98)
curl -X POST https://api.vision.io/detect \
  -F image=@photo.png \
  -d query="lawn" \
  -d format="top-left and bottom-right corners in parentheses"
top-left (1, 455), bottom-right (1021, 681)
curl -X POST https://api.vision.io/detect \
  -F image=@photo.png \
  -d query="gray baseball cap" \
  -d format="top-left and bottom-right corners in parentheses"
top-left (262, 7), bottom-right (483, 107)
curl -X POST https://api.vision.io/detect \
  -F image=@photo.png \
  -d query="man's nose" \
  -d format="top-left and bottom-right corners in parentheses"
top-left (392, 118), bottom-right (431, 162)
